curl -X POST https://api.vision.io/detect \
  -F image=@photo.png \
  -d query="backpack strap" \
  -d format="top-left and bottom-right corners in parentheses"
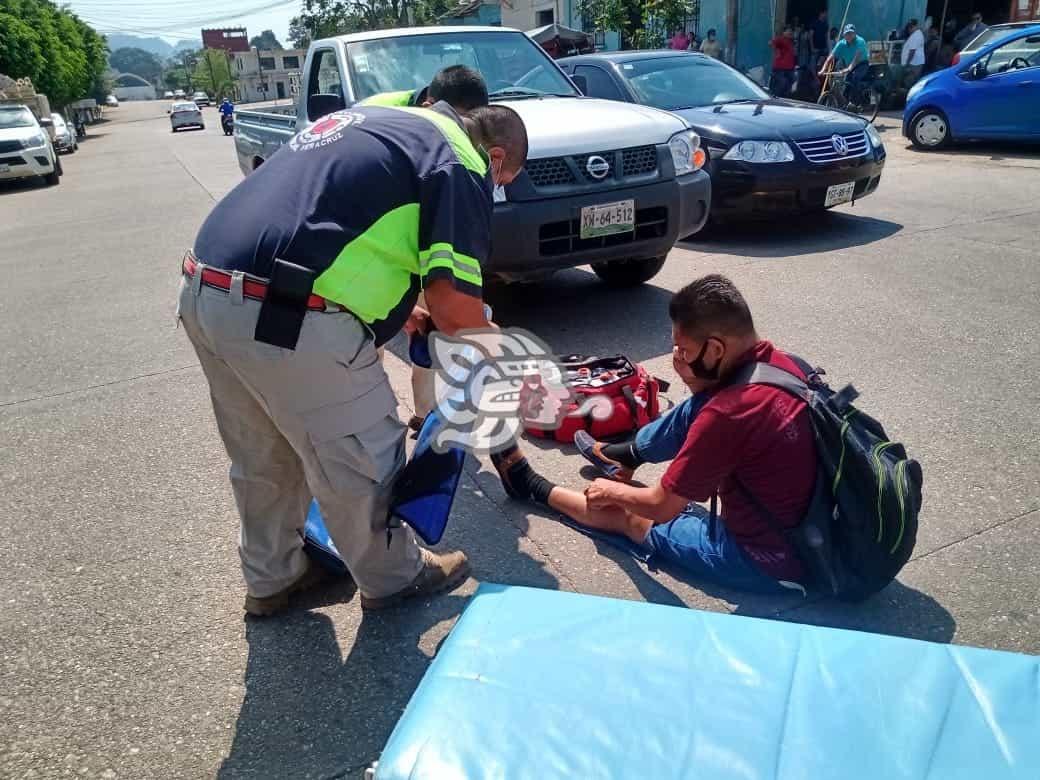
top-left (727, 361), bottom-right (812, 402)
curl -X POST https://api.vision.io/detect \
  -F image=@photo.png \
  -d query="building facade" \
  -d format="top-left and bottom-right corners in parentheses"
top-left (231, 48), bottom-right (305, 103)
top-left (202, 27), bottom-right (250, 54)
top-left (500, 0), bottom-right (619, 49)
top-left (440, 0), bottom-right (503, 24)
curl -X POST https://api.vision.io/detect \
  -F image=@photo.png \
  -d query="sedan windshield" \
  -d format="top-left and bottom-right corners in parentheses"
top-left (619, 56), bottom-right (768, 110)
top-left (0, 107), bottom-right (36, 129)
top-left (346, 31), bottom-right (578, 101)
top-left (172, 103), bottom-right (197, 112)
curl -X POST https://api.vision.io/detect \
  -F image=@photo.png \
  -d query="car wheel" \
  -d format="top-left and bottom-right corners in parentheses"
top-left (44, 167), bottom-right (60, 186)
top-left (54, 157), bottom-right (63, 177)
top-left (591, 256), bottom-right (667, 287)
top-left (910, 110), bottom-right (949, 149)
top-left (200, 124), bottom-right (206, 130)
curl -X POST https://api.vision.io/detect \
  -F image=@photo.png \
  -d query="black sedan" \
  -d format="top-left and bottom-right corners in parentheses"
top-left (560, 51), bottom-right (886, 222)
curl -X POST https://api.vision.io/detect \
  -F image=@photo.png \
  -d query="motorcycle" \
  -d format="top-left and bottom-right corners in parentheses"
top-left (221, 113), bottom-right (234, 136)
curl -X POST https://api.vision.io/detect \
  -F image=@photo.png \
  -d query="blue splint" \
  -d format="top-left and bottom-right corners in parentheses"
top-left (376, 585), bottom-right (1040, 779)
top-left (303, 409), bottom-right (464, 574)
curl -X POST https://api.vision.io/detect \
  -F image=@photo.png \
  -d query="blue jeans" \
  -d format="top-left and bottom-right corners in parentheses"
top-left (632, 396), bottom-right (788, 594)
top-left (844, 61), bottom-right (869, 101)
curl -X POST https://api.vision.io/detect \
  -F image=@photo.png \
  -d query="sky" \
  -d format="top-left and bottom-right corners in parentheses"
top-left (65, 0), bottom-right (302, 47)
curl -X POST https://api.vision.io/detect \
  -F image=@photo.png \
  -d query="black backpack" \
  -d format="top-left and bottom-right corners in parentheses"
top-left (727, 359), bottom-right (923, 601)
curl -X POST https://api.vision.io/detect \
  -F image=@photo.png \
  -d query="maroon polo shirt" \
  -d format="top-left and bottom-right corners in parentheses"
top-left (661, 341), bottom-right (815, 581)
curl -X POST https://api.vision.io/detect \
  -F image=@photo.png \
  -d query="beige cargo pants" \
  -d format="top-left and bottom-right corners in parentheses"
top-left (178, 265), bottom-right (423, 600)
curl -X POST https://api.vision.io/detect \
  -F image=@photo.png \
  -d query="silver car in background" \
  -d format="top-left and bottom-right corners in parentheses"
top-left (50, 113), bottom-right (78, 154)
top-left (169, 102), bottom-right (205, 132)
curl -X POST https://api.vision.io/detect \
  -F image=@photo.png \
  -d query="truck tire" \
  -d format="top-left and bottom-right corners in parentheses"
top-left (45, 167), bottom-right (60, 186)
top-left (591, 256), bottom-right (667, 287)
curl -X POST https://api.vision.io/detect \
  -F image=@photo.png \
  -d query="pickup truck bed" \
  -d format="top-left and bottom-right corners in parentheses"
top-left (235, 106), bottom-right (296, 170)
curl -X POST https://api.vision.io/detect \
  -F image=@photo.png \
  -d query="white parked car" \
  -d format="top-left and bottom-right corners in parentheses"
top-left (169, 101), bottom-right (205, 132)
top-left (163, 90), bottom-right (175, 99)
top-left (0, 105), bottom-right (61, 186)
top-left (50, 113), bottom-right (78, 154)
top-left (192, 91), bottom-right (211, 107)
top-left (105, 95), bottom-right (119, 108)
top-left (173, 89), bottom-right (186, 98)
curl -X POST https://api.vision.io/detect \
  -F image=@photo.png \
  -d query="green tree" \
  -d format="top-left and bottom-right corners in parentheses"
top-left (109, 46), bottom-right (163, 84)
top-left (249, 29), bottom-right (284, 50)
top-left (192, 49), bottom-right (234, 99)
top-left (289, 0), bottom-right (452, 42)
top-left (578, 0), bottom-right (696, 50)
top-left (0, 0), bottom-right (108, 106)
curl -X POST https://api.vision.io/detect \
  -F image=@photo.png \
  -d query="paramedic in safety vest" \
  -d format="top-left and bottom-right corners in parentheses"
top-left (362, 65), bottom-right (490, 430)
top-left (178, 101), bottom-right (528, 616)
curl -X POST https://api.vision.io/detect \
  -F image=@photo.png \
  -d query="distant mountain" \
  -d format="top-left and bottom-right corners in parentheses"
top-left (104, 34), bottom-right (202, 61)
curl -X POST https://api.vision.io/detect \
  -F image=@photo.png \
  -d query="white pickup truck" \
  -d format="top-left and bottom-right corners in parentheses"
top-left (234, 26), bottom-right (711, 286)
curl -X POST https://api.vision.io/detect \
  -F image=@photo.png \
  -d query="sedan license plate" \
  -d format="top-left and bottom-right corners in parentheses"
top-left (0, 164), bottom-right (9, 174)
top-left (824, 181), bottom-right (856, 207)
top-left (581, 200), bottom-right (635, 239)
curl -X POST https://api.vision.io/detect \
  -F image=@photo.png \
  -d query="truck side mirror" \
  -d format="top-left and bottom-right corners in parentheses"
top-left (308, 92), bottom-right (346, 119)
top-left (571, 74), bottom-right (588, 95)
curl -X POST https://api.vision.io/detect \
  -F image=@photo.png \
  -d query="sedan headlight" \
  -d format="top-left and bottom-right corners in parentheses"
top-left (723, 140), bottom-right (794, 163)
top-left (906, 79), bottom-right (925, 102)
top-left (668, 129), bottom-right (705, 175)
top-left (864, 123), bottom-right (883, 149)
top-left (23, 131), bottom-right (49, 149)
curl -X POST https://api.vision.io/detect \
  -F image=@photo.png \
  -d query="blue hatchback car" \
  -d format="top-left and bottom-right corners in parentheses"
top-left (904, 24), bottom-right (1040, 148)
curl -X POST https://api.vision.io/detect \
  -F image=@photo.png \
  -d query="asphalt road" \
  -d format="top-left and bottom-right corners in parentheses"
top-left (1, 101), bottom-right (1037, 779)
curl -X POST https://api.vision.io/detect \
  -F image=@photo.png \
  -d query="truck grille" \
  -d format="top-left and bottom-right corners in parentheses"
top-left (796, 132), bottom-right (868, 164)
top-left (526, 145), bottom-right (659, 188)
top-left (538, 206), bottom-right (668, 256)
top-left (527, 157), bottom-right (575, 186)
top-left (0, 140), bottom-right (23, 154)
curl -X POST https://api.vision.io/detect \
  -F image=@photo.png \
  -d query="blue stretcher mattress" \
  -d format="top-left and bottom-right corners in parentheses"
top-left (377, 585), bottom-right (1039, 780)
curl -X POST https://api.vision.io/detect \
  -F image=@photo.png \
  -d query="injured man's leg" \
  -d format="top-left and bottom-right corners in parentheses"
top-left (491, 444), bottom-right (653, 544)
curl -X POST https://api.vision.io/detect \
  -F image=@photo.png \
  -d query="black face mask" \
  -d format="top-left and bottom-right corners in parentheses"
top-left (687, 339), bottom-right (723, 381)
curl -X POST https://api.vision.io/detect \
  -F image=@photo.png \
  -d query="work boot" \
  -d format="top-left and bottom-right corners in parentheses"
top-left (360, 549), bottom-right (470, 610)
top-left (244, 559), bottom-right (350, 617)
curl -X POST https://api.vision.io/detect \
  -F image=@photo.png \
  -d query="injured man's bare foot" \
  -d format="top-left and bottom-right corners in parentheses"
top-left (490, 443), bottom-right (653, 544)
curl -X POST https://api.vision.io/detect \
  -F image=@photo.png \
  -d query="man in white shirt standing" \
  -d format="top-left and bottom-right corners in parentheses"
top-left (902, 19), bottom-right (926, 87)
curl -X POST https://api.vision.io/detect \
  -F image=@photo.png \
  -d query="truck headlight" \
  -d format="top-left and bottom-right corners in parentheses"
top-left (864, 123), bottom-right (883, 149)
top-left (23, 131), bottom-right (49, 149)
top-left (669, 130), bottom-right (705, 175)
top-left (723, 140), bottom-right (794, 163)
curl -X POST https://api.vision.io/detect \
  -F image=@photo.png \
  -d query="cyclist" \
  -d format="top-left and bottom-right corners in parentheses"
top-left (819, 23), bottom-right (869, 105)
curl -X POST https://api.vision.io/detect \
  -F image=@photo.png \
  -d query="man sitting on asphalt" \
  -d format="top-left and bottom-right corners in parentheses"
top-left (490, 275), bottom-right (815, 593)
top-left (362, 65), bottom-right (490, 430)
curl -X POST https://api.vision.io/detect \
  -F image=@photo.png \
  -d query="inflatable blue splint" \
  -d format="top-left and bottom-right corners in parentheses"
top-left (303, 409), bottom-right (465, 575)
top-left (373, 585), bottom-right (1040, 780)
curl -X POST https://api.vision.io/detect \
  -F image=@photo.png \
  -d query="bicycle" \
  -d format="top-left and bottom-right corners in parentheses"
top-left (817, 69), bottom-right (883, 123)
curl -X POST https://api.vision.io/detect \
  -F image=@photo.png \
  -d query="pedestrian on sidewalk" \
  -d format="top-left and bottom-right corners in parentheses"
top-left (178, 99), bottom-right (527, 616)
top-left (769, 26), bottom-right (797, 96)
top-left (901, 19), bottom-right (926, 87)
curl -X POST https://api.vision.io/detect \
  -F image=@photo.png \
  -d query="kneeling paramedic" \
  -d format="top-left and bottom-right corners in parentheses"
top-left (491, 275), bottom-right (815, 594)
top-left (178, 102), bottom-right (528, 615)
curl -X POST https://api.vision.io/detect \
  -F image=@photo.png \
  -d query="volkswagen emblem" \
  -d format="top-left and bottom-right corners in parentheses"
top-left (831, 134), bottom-right (849, 155)
top-left (585, 155), bottom-right (610, 179)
